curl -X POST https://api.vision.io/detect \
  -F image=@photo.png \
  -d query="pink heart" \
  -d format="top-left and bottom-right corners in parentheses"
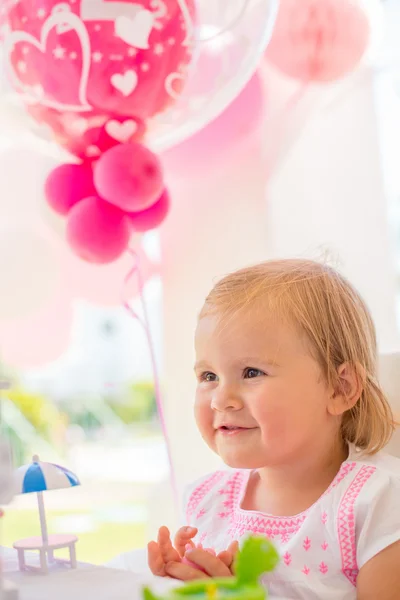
top-left (3, 11), bottom-right (91, 112)
top-left (115, 11), bottom-right (154, 50)
top-left (110, 70), bottom-right (138, 96)
top-left (105, 119), bottom-right (138, 142)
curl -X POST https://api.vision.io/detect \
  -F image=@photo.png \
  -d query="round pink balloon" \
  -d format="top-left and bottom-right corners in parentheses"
top-left (127, 189), bottom-right (170, 232)
top-left (45, 163), bottom-right (96, 215)
top-left (66, 196), bottom-right (131, 264)
top-left (94, 143), bottom-right (164, 212)
top-left (265, 0), bottom-right (370, 83)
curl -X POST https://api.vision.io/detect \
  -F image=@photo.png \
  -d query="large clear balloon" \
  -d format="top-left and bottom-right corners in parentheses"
top-left (0, 0), bottom-right (279, 154)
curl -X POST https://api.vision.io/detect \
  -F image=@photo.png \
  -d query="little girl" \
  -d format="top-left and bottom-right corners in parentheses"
top-left (148, 259), bottom-right (400, 599)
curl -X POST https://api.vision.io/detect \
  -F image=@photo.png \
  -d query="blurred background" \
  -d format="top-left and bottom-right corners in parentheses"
top-left (0, 0), bottom-right (399, 566)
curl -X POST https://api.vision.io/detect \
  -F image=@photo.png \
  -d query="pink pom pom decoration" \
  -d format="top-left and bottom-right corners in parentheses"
top-left (66, 196), bottom-right (131, 264)
top-left (94, 143), bottom-right (164, 212)
top-left (127, 189), bottom-right (170, 233)
top-left (265, 0), bottom-right (370, 83)
top-left (45, 163), bottom-right (96, 215)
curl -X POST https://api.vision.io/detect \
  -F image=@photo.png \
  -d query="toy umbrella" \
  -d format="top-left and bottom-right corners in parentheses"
top-left (14, 455), bottom-right (80, 545)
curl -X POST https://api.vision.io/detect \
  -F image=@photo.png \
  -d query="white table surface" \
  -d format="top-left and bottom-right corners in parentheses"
top-left (2, 547), bottom-right (280, 600)
top-left (1, 547), bottom-right (177, 600)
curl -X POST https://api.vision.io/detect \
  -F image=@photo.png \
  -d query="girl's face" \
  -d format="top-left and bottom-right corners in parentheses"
top-left (194, 311), bottom-right (341, 469)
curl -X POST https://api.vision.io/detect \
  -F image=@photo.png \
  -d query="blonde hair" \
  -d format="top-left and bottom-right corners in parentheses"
top-left (200, 259), bottom-right (396, 454)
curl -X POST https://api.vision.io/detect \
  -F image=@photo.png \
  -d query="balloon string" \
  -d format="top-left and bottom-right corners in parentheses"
top-left (122, 249), bottom-right (179, 509)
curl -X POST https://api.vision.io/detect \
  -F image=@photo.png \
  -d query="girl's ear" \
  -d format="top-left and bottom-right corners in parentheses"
top-left (327, 363), bottom-right (363, 416)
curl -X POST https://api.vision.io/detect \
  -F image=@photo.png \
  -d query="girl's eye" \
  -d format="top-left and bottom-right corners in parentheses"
top-left (199, 372), bottom-right (218, 383)
top-left (244, 368), bottom-right (265, 379)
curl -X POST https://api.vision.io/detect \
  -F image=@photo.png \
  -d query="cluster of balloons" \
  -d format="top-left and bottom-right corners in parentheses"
top-left (0, 0), bottom-right (376, 370)
top-left (1, 0), bottom-right (196, 263)
top-left (46, 142), bottom-right (170, 263)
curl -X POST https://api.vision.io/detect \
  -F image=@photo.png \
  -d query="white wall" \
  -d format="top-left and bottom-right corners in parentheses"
top-left (265, 66), bottom-right (399, 353)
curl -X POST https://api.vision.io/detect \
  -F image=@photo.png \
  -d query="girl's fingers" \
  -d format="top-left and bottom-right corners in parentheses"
top-left (184, 548), bottom-right (233, 578)
top-left (147, 541), bottom-right (167, 577)
top-left (174, 526), bottom-right (198, 557)
top-left (158, 526), bottom-right (181, 564)
top-left (216, 550), bottom-right (233, 568)
top-left (227, 540), bottom-right (239, 555)
top-left (165, 560), bottom-right (209, 581)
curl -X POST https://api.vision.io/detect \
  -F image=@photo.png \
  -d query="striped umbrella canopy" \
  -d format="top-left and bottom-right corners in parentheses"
top-left (15, 455), bottom-right (80, 495)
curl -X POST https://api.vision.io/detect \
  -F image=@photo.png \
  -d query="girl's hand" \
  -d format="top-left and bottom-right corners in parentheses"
top-left (148, 526), bottom-right (198, 576)
top-left (174, 526), bottom-right (198, 557)
top-left (165, 541), bottom-right (239, 581)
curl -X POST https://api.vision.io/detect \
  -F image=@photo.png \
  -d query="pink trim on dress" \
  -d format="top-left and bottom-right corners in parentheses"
top-left (186, 471), bottom-right (225, 523)
top-left (337, 465), bottom-right (376, 587)
top-left (228, 461), bottom-right (357, 544)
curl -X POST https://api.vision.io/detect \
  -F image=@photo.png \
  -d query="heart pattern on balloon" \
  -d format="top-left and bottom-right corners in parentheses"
top-left (52, 3), bottom-right (74, 34)
top-left (105, 119), bottom-right (138, 142)
top-left (2, 0), bottom-right (196, 160)
top-left (111, 70), bottom-right (138, 96)
top-left (115, 10), bottom-right (155, 50)
top-left (3, 11), bottom-right (92, 112)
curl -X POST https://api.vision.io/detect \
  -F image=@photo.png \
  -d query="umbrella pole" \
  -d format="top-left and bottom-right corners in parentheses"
top-left (37, 492), bottom-right (49, 546)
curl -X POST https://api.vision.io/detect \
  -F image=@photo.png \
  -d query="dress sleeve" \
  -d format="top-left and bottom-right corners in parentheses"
top-left (356, 472), bottom-right (400, 569)
top-left (181, 470), bottom-right (228, 526)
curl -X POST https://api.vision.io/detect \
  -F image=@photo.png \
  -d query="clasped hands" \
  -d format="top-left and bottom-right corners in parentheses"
top-left (148, 526), bottom-right (238, 581)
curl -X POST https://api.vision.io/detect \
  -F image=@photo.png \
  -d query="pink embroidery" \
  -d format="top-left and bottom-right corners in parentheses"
top-left (229, 461), bottom-right (356, 544)
top-left (221, 472), bottom-right (243, 515)
top-left (302, 566), bottom-right (310, 575)
top-left (228, 513), bottom-right (306, 542)
top-left (321, 511), bottom-right (328, 525)
top-left (303, 537), bottom-right (311, 551)
top-left (196, 509), bottom-right (207, 519)
top-left (321, 542), bottom-right (329, 551)
top-left (338, 465), bottom-right (376, 587)
top-left (186, 471), bottom-right (225, 522)
top-left (283, 552), bottom-right (292, 566)
top-left (280, 531), bottom-right (290, 544)
top-left (218, 512), bottom-right (230, 519)
top-left (319, 562), bottom-right (328, 574)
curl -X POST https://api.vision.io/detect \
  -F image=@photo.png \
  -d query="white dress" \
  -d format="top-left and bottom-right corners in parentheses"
top-left (183, 447), bottom-right (400, 599)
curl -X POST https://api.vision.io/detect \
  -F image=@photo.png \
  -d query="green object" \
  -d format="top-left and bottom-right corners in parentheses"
top-left (142, 536), bottom-right (279, 600)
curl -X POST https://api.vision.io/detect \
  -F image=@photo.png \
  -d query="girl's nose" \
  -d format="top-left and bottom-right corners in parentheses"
top-left (211, 384), bottom-right (243, 412)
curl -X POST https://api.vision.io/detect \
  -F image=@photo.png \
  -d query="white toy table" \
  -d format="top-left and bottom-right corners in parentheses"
top-left (13, 535), bottom-right (78, 574)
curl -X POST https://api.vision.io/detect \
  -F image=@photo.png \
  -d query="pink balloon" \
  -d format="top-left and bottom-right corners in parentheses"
top-left (162, 73), bottom-right (265, 174)
top-left (3, 0), bottom-right (196, 160)
top-left (265, 0), bottom-right (370, 83)
top-left (45, 163), bottom-right (96, 215)
top-left (66, 196), bottom-right (131, 264)
top-left (94, 143), bottom-right (164, 212)
top-left (127, 189), bottom-right (170, 232)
